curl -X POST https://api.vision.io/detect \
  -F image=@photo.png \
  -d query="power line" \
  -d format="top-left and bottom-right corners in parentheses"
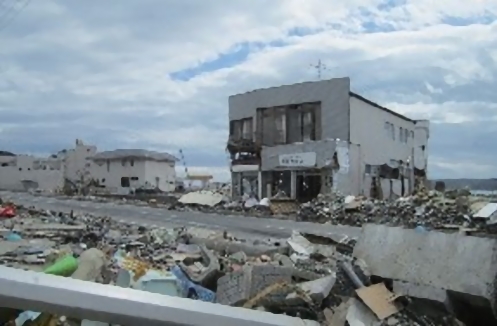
top-left (0, 0), bottom-right (31, 33)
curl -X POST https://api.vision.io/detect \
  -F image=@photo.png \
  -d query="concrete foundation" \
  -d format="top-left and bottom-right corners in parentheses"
top-left (353, 224), bottom-right (497, 320)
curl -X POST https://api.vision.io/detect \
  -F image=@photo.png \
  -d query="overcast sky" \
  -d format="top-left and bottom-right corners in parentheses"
top-left (0, 0), bottom-right (496, 181)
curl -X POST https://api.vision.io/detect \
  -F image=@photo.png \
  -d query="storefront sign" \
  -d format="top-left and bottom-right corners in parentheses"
top-left (278, 152), bottom-right (316, 167)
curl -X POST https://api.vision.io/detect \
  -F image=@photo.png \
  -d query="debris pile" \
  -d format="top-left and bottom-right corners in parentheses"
top-left (298, 185), bottom-right (497, 234)
top-left (0, 198), bottom-right (476, 325)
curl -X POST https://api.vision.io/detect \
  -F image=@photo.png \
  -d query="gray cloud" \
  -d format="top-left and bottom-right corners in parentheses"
top-left (0, 0), bottom-right (496, 181)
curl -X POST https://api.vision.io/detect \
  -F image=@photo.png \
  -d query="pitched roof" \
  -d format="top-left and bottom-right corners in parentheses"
top-left (90, 149), bottom-right (178, 162)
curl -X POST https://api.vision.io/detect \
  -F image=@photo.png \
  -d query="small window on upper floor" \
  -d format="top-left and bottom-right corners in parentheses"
top-left (121, 159), bottom-right (126, 166)
top-left (399, 127), bottom-right (404, 142)
top-left (18, 168), bottom-right (22, 171)
top-left (391, 123), bottom-right (395, 140)
top-left (410, 130), bottom-right (414, 138)
top-left (404, 129), bottom-right (409, 143)
top-left (131, 177), bottom-right (138, 181)
top-left (130, 159), bottom-right (134, 167)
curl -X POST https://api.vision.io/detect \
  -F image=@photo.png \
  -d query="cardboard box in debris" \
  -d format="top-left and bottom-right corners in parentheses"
top-left (0, 200), bottom-right (476, 326)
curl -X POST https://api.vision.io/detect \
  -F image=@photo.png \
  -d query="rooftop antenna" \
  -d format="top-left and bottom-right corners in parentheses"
top-left (310, 59), bottom-right (327, 80)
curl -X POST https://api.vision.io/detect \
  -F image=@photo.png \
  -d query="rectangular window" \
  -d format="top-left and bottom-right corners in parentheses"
top-left (274, 107), bottom-right (287, 144)
top-left (131, 177), bottom-right (139, 181)
top-left (121, 177), bottom-right (130, 187)
top-left (391, 123), bottom-right (395, 140)
top-left (404, 129), bottom-right (409, 143)
top-left (106, 160), bottom-right (110, 172)
top-left (241, 118), bottom-right (253, 140)
top-left (130, 159), bottom-right (134, 167)
top-left (399, 127), bottom-right (404, 142)
top-left (302, 110), bottom-right (314, 141)
top-left (230, 118), bottom-right (253, 140)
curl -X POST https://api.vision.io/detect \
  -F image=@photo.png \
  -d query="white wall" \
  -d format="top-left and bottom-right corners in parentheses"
top-left (62, 142), bottom-right (97, 182)
top-left (349, 96), bottom-right (417, 166)
top-left (414, 120), bottom-right (430, 170)
top-left (90, 159), bottom-right (146, 194)
top-left (0, 155), bottom-right (64, 191)
top-left (144, 160), bottom-right (176, 192)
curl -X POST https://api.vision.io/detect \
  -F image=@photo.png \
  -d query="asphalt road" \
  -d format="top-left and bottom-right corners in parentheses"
top-left (0, 191), bottom-right (361, 240)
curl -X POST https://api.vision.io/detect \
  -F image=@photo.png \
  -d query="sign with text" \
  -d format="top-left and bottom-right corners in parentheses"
top-left (278, 152), bottom-right (316, 167)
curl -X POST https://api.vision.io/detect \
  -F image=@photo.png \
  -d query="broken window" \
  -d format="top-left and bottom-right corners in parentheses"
top-left (241, 118), bottom-right (253, 140)
top-left (274, 107), bottom-right (287, 144)
top-left (230, 118), bottom-right (253, 140)
top-left (286, 103), bottom-right (317, 143)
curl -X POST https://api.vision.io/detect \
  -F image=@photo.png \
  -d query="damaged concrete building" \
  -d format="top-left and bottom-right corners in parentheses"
top-left (228, 77), bottom-right (429, 201)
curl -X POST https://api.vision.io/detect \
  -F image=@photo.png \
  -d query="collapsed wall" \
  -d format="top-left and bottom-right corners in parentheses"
top-left (353, 224), bottom-right (497, 319)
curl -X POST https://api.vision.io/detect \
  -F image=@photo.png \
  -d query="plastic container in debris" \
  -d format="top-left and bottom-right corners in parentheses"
top-left (44, 255), bottom-right (78, 277)
top-left (171, 265), bottom-right (216, 302)
top-left (5, 232), bottom-right (22, 241)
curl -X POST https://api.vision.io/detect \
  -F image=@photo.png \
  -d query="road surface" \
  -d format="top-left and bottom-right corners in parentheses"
top-left (0, 191), bottom-right (361, 240)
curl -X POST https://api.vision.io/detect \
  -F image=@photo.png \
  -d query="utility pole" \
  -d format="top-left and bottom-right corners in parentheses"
top-left (310, 59), bottom-right (327, 80)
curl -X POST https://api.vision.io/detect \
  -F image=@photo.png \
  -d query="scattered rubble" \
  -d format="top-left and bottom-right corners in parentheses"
top-left (299, 184), bottom-right (497, 235)
top-left (0, 196), bottom-right (491, 325)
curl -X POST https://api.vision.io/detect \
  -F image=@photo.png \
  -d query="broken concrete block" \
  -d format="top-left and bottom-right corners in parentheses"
top-left (346, 298), bottom-right (381, 326)
top-left (286, 273), bottom-right (336, 305)
top-left (216, 265), bottom-right (292, 306)
top-left (179, 244), bottom-right (220, 288)
top-left (287, 231), bottom-right (315, 258)
top-left (392, 281), bottom-right (448, 303)
top-left (354, 224), bottom-right (497, 318)
top-left (71, 248), bottom-right (106, 282)
top-left (229, 251), bottom-right (247, 264)
top-left (189, 237), bottom-right (288, 256)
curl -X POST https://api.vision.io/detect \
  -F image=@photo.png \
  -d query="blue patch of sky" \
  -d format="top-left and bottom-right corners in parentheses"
top-left (357, 6), bottom-right (397, 33)
top-left (169, 40), bottom-right (287, 81)
top-left (377, 0), bottom-right (407, 11)
top-left (442, 12), bottom-right (496, 26)
top-left (361, 21), bottom-right (396, 33)
top-left (170, 25), bottom-right (327, 81)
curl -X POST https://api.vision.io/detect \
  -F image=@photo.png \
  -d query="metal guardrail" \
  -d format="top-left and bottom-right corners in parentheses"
top-left (0, 266), bottom-right (316, 326)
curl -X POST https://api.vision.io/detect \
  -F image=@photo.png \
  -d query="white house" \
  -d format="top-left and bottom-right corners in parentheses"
top-left (89, 149), bottom-right (178, 194)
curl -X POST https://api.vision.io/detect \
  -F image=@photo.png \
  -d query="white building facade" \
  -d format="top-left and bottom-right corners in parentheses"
top-left (89, 149), bottom-right (178, 194)
top-left (227, 77), bottom-right (430, 201)
top-left (0, 142), bottom-right (178, 194)
top-left (0, 152), bottom-right (64, 192)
